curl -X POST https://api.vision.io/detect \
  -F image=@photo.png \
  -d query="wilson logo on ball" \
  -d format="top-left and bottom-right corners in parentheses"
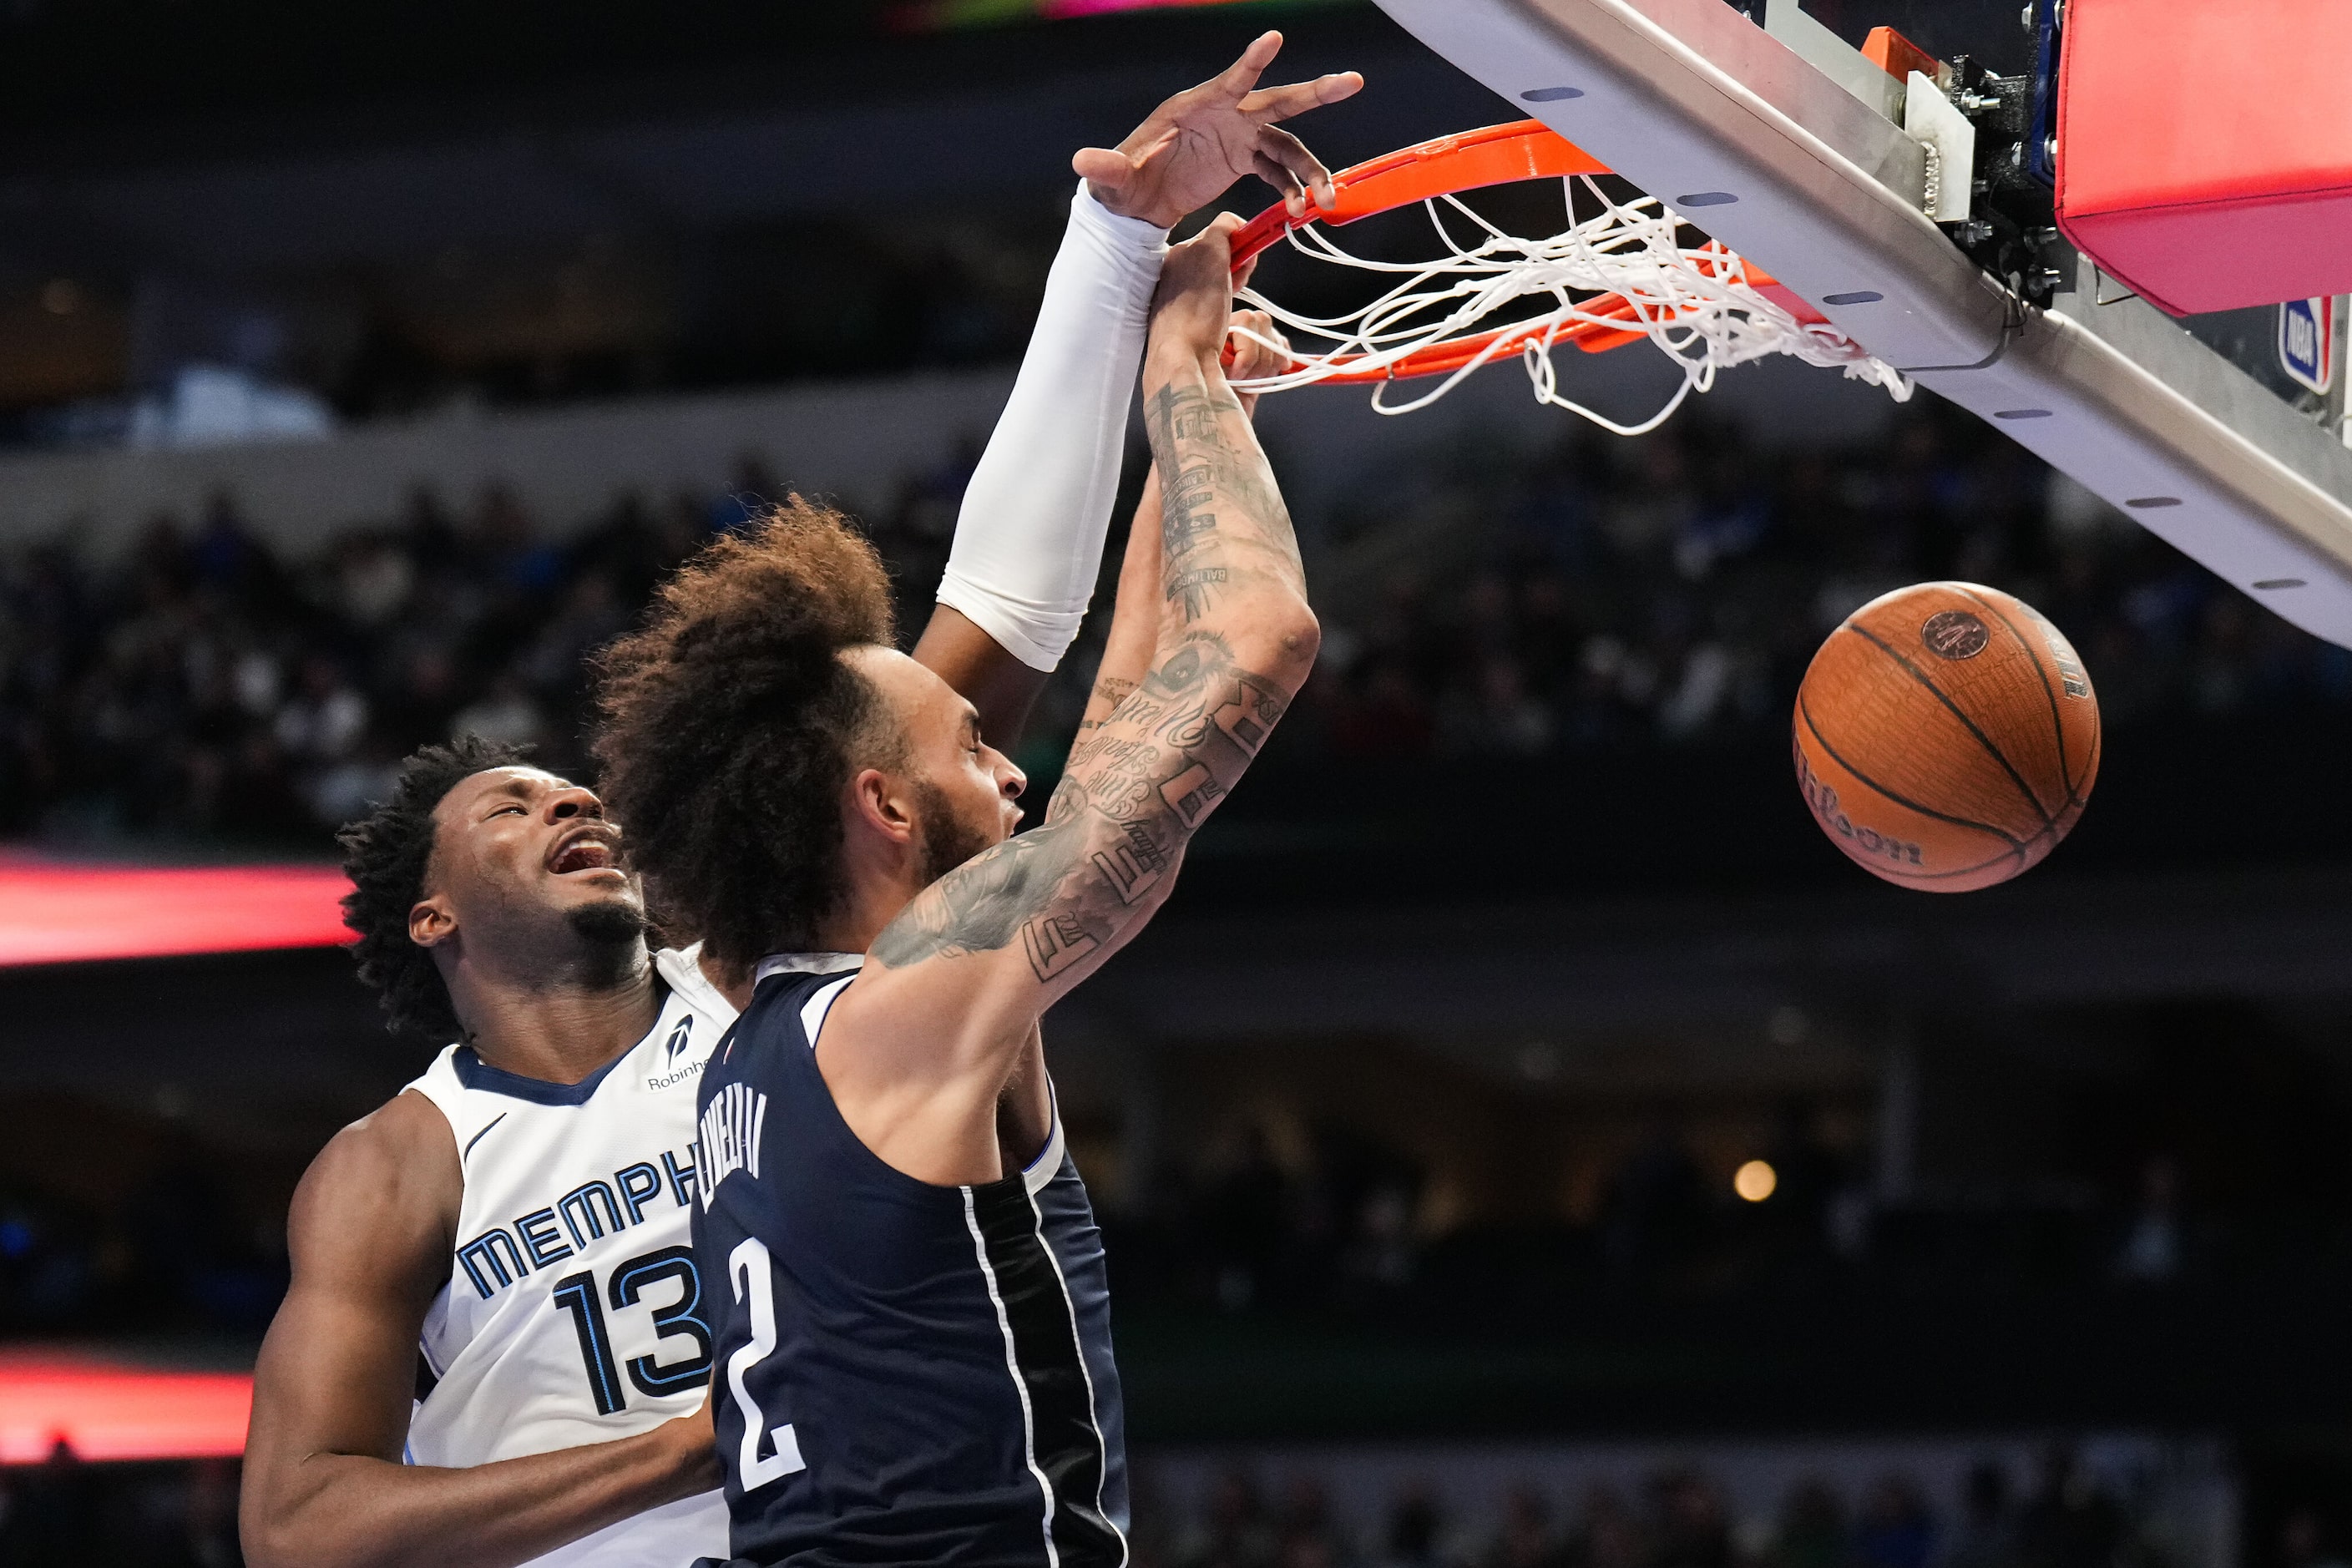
top-left (1793, 583), bottom-right (2101, 893)
top-left (1919, 609), bottom-right (1989, 660)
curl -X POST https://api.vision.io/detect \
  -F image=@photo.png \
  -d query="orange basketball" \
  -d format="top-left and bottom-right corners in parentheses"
top-left (1793, 582), bottom-right (2101, 892)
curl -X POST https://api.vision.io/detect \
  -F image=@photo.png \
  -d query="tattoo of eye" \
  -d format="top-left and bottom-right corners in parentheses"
top-left (1142, 635), bottom-right (1230, 698)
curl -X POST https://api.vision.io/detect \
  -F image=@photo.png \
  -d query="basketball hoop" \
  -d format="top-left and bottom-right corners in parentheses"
top-left (1225, 120), bottom-right (1912, 436)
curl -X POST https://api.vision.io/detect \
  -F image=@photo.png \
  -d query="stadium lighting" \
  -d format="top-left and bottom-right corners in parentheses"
top-left (1734, 1160), bottom-right (1778, 1203)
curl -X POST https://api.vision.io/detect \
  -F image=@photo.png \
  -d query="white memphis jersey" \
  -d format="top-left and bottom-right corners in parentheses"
top-left (402, 944), bottom-right (738, 1568)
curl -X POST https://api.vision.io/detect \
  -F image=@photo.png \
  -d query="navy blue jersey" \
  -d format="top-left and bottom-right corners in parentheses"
top-left (691, 957), bottom-right (1129, 1568)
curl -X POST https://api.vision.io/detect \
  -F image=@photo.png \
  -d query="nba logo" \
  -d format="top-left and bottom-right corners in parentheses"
top-left (2279, 296), bottom-right (2336, 393)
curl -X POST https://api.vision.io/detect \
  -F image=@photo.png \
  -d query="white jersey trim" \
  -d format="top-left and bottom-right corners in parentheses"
top-left (962, 1187), bottom-right (1061, 1568)
top-left (754, 951), bottom-right (863, 986)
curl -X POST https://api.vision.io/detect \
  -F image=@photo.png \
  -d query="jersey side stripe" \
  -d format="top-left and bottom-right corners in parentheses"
top-left (964, 1186), bottom-right (1061, 1568)
top-left (970, 1179), bottom-right (1126, 1568)
top-left (1025, 1183), bottom-right (1128, 1567)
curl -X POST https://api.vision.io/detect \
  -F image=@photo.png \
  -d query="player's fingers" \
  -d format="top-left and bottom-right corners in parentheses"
top-left (1237, 308), bottom-right (1283, 351)
top-left (1252, 149), bottom-right (1308, 220)
top-left (1208, 29), bottom-right (1284, 101)
top-left (1238, 70), bottom-right (1365, 124)
top-left (1227, 309), bottom-right (1289, 377)
top-left (1254, 124), bottom-right (1336, 213)
top-left (1072, 146), bottom-right (1132, 189)
top-left (1232, 251), bottom-right (1262, 293)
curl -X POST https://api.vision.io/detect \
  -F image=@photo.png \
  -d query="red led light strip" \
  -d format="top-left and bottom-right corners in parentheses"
top-left (0, 1354), bottom-right (252, 1463)
top-left (0, 854), bottom-right (351, 967)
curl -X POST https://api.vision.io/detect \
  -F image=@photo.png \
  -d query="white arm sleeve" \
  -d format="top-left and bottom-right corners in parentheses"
top-left (933, 182), bottom-right (1170, 672)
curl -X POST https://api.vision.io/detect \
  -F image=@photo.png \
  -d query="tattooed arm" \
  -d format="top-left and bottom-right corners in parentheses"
top-left (1078, 307), bottom-right (1284, 739)
top-left (1075, 474), bottom-right (1157, 741)
top-left (818, 222), bottom-right (1318, 1185)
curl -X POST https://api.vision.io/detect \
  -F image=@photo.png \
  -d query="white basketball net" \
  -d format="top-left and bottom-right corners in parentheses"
top-left (1230, 177), bottom-right (1913, 437)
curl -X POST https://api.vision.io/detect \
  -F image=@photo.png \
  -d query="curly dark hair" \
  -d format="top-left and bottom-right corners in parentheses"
top-left (591, 498), bottom-right (898, 978)
top-left (337, 736), bottom-right (534, 1040)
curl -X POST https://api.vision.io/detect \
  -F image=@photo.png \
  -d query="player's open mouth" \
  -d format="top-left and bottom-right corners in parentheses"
top-left (548, 833), bottom-right (618, 876)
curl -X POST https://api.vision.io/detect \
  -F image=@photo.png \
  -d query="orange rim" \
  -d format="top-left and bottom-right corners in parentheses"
top-left (1227, 121), bottom-right (1824, 380)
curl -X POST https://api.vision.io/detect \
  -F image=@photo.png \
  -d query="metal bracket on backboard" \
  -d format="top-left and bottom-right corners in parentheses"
top-left (1902, 72), bottom-right (1975, 222)
top-left (1763, 0), bottom-right (1904, 123)
top-left (1762, 1), bottom-right (1970, 220)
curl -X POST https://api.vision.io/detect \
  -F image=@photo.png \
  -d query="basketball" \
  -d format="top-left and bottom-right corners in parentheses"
top-left (1793, 582), bottom-right (2101, 892)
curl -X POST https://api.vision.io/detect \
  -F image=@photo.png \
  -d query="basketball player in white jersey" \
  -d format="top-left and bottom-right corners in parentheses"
top-left (237, 34), bottom-right (1357, 1568)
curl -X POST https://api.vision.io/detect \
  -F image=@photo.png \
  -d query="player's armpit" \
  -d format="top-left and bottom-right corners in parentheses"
top-left (240, 1093), bottom-right (717, 1568)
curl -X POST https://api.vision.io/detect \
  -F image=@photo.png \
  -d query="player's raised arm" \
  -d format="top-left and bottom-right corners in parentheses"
top-left (838, 219), bottom-right (1315, 1067)
top-left (1075, 305), bottom-right (1286, 739)
top-left (910, 30), bottom-right (1356, 745)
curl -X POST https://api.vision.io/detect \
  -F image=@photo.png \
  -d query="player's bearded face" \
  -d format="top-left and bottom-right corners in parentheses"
top-left (911, 778), bottom-right (997, 888)
top-left (846, 647), bottom-right (1026, 890)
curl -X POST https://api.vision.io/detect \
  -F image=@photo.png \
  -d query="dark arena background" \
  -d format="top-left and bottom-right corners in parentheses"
top-left (5, 0), bottom-right (2352, 1562)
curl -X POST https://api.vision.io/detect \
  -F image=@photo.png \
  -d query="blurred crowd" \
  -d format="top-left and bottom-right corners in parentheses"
top-left (0, 1451), bottom-right (238, 1568)
top-left (1293, 402), bottom-right (2350, 763)
top-left (1101, 1110), bottom-right (2228, 1326)
top-left (1131, 1449), bottom-right (2193, 1568)
top-left (0, 1121), bottom-right (287, 1339)
top-left (3, 397), bottom-right (2350, 847)
top-left (0, 452), bottom-right (964, 842)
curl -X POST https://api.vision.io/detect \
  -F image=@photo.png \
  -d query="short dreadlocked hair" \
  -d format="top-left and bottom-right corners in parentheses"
top-left (338, 736), bottom-right (535, 1040)
top-left (592, 498), bottom-right (898, 978)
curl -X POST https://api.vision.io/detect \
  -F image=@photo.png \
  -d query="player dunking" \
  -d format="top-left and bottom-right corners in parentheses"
top-left (588, 200), bottom-right (1316, 1564)
top-left (237, 35), bottom-right (1356, 1568)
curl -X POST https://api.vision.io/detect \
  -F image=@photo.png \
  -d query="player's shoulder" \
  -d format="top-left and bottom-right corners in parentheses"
top-left (292, 1087), bottom-right (462, 1238)
top-left (326, 1086), bottom-right (459, 1171)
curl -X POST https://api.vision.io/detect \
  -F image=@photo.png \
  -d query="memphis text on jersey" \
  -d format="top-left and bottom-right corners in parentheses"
top-left (456, 1140), bottom-right (701, 1300)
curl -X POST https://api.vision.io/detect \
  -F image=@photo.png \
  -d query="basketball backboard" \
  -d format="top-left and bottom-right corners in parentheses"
top-left (1369, 0), bottom-right (2352, 650)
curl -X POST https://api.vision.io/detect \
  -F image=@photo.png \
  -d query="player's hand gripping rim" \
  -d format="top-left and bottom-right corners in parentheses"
top-left (1227, 303), bottom-right (1287, 417)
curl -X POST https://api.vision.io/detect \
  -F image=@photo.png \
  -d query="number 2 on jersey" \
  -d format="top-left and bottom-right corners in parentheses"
top-left (727, 1237), bottom-right (806, 1490)
top-left (550, 1244), bottom-right (715, 1416)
